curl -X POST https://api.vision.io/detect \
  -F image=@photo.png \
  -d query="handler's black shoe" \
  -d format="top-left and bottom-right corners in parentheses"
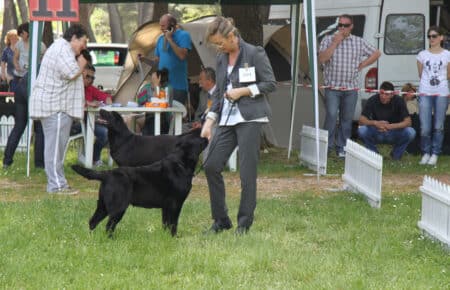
top-left (204, 218), bottom-right (233, 234)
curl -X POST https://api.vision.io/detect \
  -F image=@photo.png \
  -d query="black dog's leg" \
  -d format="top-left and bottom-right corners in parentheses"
top-left (89, 198), bottom-right (108, 230)
top-left (167, 204), bottom-right (183, 236)
top-left (105, 210), bottom-right (126, 237)
top-left (162, 207), bottom-right (170, 229)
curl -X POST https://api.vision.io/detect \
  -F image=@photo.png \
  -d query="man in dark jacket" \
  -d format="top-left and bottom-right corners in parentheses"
top-left (358, 81), bottom-right (416, 160)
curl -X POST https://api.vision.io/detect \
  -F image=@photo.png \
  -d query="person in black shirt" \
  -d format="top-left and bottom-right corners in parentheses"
top-left (358, 81), bottom-right (416, 160)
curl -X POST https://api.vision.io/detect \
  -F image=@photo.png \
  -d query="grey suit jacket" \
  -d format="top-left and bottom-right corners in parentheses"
top-left (210, 38), bottom-right (276, 122)
top-left (194, 90), bottom-right (209, 121)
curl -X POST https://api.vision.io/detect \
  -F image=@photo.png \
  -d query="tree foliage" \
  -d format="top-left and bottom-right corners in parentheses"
top-left (222, 4), bottom-right (270, 46)
top-left (1, 0), bottom-right (18, 52)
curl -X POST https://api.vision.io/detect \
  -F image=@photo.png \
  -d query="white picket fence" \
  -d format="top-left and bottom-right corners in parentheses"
top-left (0, 115), bottom-right (28, 151)
top-left (342, 140), bottom-right (383, 208)
top-left (227, 147), bottom-right (238, 172)
top-left (299, 125), bottom-right (328, 175)
top-left (418, 176), bottom-right (450, 247)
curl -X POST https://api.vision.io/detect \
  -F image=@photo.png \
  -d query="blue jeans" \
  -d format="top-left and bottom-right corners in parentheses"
top-left (418, 95), bottom-right (448, 155)
top-left (3, 76), bottom-right (44, 168)
top-left (93, 124), bottom-right (108, 162)
top-left (358, 126), bottom-right (416, 159)
top-left (71, 122), bottom-right (108, 162)
top-left (323, 89), bottom-right (358, 153)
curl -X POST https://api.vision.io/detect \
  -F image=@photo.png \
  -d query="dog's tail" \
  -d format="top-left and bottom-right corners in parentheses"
top-left (71, 164), bottom-right (107, 181)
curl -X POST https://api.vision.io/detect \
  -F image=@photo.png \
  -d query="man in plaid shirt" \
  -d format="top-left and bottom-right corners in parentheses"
top-left (29, 24), bottom-right (88, 195)
top-left (319, 14), bottom-right (381, 157)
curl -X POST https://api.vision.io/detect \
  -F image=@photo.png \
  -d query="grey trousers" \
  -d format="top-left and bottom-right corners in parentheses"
top-left (41, 112), bottom-right (73, 192)
top-left (204, 122), bottom-right (262, 228)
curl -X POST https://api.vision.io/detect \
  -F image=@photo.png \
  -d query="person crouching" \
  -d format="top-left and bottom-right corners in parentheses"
top-left (358, 81), bottom-right (416, 160)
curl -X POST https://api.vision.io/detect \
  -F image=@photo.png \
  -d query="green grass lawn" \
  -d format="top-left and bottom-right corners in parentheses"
top-left (0, 147), bottom-right (449, 289)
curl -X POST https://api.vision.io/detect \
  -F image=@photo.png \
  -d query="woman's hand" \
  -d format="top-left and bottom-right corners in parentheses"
top-left (77, 54), bottom-right (88, 70)
top-left (201, 118), bottom-right (214, 141)
top-left (86, 100), bottom-right (101, 107)
top-left (151, 72), bottom-right (161, 88)
top-left (225, 87), bottom-right (251, 102)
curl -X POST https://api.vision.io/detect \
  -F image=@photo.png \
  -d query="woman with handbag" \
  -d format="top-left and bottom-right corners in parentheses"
top-left (3, 23), bottom-right (46, 169)
top-left (0, 29), bottom-right (18, 91)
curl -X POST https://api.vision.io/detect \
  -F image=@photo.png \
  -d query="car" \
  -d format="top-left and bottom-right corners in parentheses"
top-left (87, 43), bottom-right (128, 92)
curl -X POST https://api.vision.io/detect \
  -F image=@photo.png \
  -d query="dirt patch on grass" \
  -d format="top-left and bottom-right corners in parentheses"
top-left (191, 174), bottom-right (344, 199)
top-left (2, 172), bottom-right (448, 202)
top-left (0, 179), bottom-right (38, 202)
top-left (192, 173), bottom-right (444, 199)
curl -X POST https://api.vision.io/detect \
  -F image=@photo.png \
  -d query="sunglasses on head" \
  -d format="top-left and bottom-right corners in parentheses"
top-left (427, 34), bottom-right (439, 39)
top-left (338, 23), bottom-right (351, 28)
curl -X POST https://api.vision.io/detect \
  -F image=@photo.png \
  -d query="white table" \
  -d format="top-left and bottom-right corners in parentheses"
top-left (84, 103), bottom-right (186, 168)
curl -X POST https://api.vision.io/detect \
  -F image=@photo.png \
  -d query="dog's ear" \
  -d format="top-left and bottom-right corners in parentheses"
top-left (111, 111), bottom-right (123, 120)
top-left (189, 127), bottom-right (201, 136)
top-left (99, 109), bottom-right (107, 118)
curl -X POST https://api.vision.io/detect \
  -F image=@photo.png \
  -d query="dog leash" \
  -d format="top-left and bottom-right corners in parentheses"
top-left (194, 101), bottom-right (235, 176)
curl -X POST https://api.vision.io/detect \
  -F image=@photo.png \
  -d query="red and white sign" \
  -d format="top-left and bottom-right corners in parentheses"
top-left (29, 0), bottom-right (79, 22)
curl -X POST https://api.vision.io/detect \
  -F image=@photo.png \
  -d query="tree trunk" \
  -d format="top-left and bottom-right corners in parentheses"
top-left (108, 4), bottom-right (125, 43)
top-left (42, 22), bottom-right (53, 48)
top-left (1, 0), bottom-right (18, 52)
top-left (79, 4), bottom-right (96, 43)
top-left (138, 2), bottom-right (154, 26)
top-left (152, 2), bottom-right (168, 22)
top-left (221, 4), bottom-right (270, 46)
top-left (16, 0), bottom-right (28, 23)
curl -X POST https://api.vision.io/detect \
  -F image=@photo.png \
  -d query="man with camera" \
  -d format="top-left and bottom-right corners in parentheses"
top-left (154, 14), bottom-right (192, 105)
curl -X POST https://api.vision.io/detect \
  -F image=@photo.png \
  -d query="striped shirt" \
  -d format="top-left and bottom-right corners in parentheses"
top-left (29, 38), bottom-right (84, 119)
top-left (319, 34), bottom-right (377, 89)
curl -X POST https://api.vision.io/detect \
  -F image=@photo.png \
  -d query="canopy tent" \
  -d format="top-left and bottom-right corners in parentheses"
top-left (27, 0), bottom-right (321, 179)
top-left (113, 16), bottom-right (287, 103)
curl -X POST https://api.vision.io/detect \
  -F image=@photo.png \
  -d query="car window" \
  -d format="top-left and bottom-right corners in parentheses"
top-left (384, 14), bottom-right (425, 55)
top-left (88, 48), bottom-right (127, 66)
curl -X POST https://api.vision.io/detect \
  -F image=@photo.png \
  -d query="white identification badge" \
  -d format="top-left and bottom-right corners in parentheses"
top-left (239, 66), bottom-right (256, 83)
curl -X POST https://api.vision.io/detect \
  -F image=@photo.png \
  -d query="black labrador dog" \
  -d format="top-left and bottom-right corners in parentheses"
top-left (72, 128), bottom-right (208, 237)
top-left (98, 109), bottom-right (179, 166)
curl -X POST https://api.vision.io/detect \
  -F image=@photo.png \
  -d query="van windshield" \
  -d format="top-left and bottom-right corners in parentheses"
top-left (384, 14), bottom-right (425, 55)
top-left (88, 48), bottom-right (127, 67)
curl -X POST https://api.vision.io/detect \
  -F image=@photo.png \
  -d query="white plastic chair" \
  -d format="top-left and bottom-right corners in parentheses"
top-left (63, 121), bottom-right (86, 163)
top-left (68, 120), bottom-right (114, 166)
top-left (168, 100), bottom-right (187, 135)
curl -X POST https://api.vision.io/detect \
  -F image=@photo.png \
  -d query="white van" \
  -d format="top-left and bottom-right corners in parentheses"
top-left (87, 43), bottom-right (128, 93)
top-left (314, 0), bottom-right (430, 119)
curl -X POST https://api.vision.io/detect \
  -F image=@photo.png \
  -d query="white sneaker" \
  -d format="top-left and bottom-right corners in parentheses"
top-left (50, 187), bottom-right (79, 195)
top-left (419, 154), bottom-right (430, 165)
top-left (427, 154), bottom-right (438, 166)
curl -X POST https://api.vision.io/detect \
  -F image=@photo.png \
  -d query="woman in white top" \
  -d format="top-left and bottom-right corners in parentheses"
top-left (416, 26), bottom-right (450, 166)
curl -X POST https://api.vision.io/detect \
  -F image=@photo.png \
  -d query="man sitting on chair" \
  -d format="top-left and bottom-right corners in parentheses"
top-left (71, 63), bottom-right (112, 167)
top-left (185, 67), bottom-right (216, 131)
top-left (358, 81), bottom-right (416, 160)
